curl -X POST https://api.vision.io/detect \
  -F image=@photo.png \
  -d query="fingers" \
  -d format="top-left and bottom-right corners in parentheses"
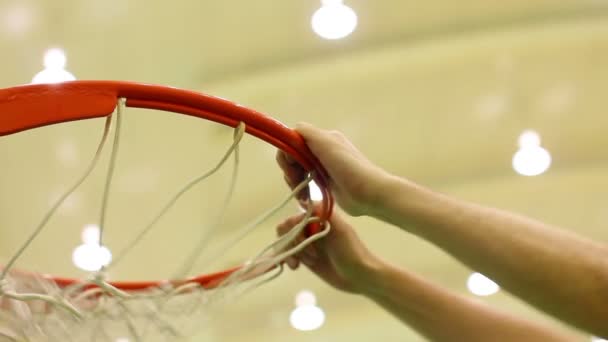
top-left (276, 213), bottom-right (320, 270)
top-left (276, 150), bottom-right (310, 201)
top-left (295, 122), bottom-right (343, 157)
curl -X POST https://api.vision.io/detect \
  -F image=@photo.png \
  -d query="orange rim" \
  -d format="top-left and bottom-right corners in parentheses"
top-left (0, 80), bottom-right (333, 290)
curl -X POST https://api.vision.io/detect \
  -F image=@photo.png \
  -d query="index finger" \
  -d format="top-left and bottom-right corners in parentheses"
top-left (276, 150), bottom-right (309, 199)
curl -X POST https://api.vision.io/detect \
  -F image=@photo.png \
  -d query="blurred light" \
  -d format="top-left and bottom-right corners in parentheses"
top-left (81, 224), bottom-right (101, 245)
top-left (72, 243), bottom-right (112, 272)
top-left (57, 140), bottom-right (78, 165)
top-left (512, 146), bottom-right (551, 176)
top-left (1, 3), bottom-right (34, 36)
top-left (475, 93), bottom-right (509, 121)
top-left (115, 338), bottom-right (130, 342)
top-left (43, 48), bottom-right (67, 69)
top-left (467, 272), bottom-right (499, 296)
top-left (537, 82), bottom-right (576, 116)
top-left (31, 67), bottom-right (76, 84)
top-left (591, 337), bottom-right (608, 342)
top-left (311, 0), bottom-right (357, 40)
top-left (295, 290), bottom-right (317, 307)
top-left (512, 130), bottom-right (551, 176)
top-left (31, 48), bottom-right (76, 84)
top-left (290, 305), bottom-right (325, 331)
top-left (309, 180), bottom-right (323, 202)
top-left (518, 130), bottom-right (541, 148)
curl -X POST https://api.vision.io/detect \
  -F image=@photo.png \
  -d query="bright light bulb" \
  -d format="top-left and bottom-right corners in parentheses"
top-left (43, 48), bottom-right (67, 69)
top-left (311, 0), bottom-right (357, 40)
top-left (31, 48), bottom-right (76, 84)
top-left (512, 145), bottom-right (551, 176)
top-left (467, 272), bottom-right (500, 296)
top-left (295, 290), bottom-right (317, 307)
top-left (72, 243), bottom-right (112, 272)
top-left (518, 130), bottom-right (541, 148)
top-left (308, 180), bottom-right (323, 202)
top-left (31, 68), bottom-right (76, 84)
top-left (81, 224), bottom-right (101, 245)
top-left (290, 305), bottom-right (325, 331)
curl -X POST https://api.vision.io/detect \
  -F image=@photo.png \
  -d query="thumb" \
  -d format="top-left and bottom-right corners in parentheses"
top-left (295, 122), bottom-right (325, 143)
top-left (295, 122), bottom-right (329, 157)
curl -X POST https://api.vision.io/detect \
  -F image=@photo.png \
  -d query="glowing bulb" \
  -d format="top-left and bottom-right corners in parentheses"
top-left (72, 244), bottom-right (112, 272)
top-left (512, 146), bottom-right (551, 176)
top-left (31, 48), bottom-right (76, 84)
top-left (513, 130), bottom-right (551, 176)
top-left (290, 305), bottom-right (325, 331)
top-left (311, 0), bottom-right (357, 40)
top-left (308, 180), bottom-right (323, 201)
top-left (295, 290), bottom-right (317, 307)
top-left (467, 272), bottom-right (499, 296)
top-left (31, 68), bottom-right (76, 84)
top-left (518, 130), bottom-right (541, 148)
top-left (43, 48), bottom-right (67, 69)
top-left (81, 224), bottom-right (101, 245)
top-left (2, 3), bottom-right (34, 36)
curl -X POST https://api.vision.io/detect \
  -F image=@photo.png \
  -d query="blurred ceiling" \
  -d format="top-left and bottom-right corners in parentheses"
top-left (1, 0), bottom-right (608, 341)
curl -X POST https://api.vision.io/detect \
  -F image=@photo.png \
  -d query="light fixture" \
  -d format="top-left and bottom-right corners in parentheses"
top-left (72, 224), bottom-right (112, 272)
top-left (290, 290), bottom-right (325, 331)
top-left (512, 130), bottom-right (551, 176)
top-left (467, 272), bottom-right (500, 297)
top-left (81, 224), bottom-right (101, 245)
top-left (311, 0), bottom-right (357, 40)
top-left (72, 243), bottom-right (112, 272)
top-left (1, 3), bottom-right (34, 36)
top-left (31, 48), bottom-right (76, 84)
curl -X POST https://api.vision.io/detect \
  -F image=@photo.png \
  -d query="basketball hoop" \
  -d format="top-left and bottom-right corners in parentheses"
top-left (0, 81), bottom-right (333, 341)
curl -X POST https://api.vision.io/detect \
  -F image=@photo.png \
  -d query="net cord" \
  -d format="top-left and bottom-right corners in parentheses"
top-left (0, 97), bottom-right (331, 341)
top-left (0, 115), bottom-right (114, 281)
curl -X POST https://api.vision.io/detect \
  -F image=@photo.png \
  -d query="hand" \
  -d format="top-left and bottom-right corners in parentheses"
top-left (276, 210), bottom-right (380, 294)
top-left (276, 123), bottom-right (392, 216)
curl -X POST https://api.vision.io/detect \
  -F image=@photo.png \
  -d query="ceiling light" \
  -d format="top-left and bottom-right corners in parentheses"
top-left (72, 243), bottom-right (112, 272)
top-left (467, 272), bottom-right (499, 297)
top-left (31, 48), bottom-right (76, 84)
top-left (1, 3), bottom-right (34, 36)
top-left (290, 305), bottom-right (325, 331)
top-left (512, 130), bottom-right (551, 177)
top-left (43, 48), bottom-right (67, 69)
top-left (81, 224), bottom-right (101, 245)
top-left (295, 290), bottom-right (317, 306)
top-left (311, 0), bottom-right (357, 40)
top-left (517, 130), bottom-right (540, 148)
top-left (290, 290), bottom-right (325, 331)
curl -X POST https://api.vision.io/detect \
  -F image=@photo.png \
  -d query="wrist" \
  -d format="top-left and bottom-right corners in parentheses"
top-left (354, 256), bottom-right (408, 302)
top-left (366, 173), bottom-right (407, 220)
top-left (351, 255), bottom-right (388, 297)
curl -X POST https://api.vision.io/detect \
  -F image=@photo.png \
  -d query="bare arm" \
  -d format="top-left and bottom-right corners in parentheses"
top-left (278, 123), bottom-right (608, 337)
top-left (372, 176), bottom-right (608, 337)
top-left (365, 260), bottom-right (576, 342)
top-left (277, 212), bottom-right (577, 341)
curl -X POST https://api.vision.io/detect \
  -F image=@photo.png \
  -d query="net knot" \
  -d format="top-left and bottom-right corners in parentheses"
top-left (0, 278), bottom-right (10, 295)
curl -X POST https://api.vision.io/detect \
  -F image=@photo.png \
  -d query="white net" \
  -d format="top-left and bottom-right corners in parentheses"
top-left (0, 99), bottom-right (329, 341)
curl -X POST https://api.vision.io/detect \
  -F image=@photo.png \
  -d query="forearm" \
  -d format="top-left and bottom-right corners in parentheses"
top-left (372, 175), bottom-right (608, 336)
top-left (361, 260), bottom-right (575, 342)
